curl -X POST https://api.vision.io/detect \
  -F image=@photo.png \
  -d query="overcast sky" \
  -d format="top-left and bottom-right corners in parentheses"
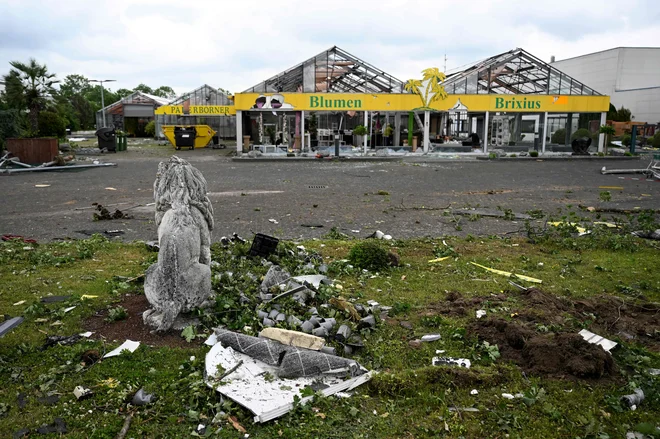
top-left (1, 0), bottom-right (658, 96)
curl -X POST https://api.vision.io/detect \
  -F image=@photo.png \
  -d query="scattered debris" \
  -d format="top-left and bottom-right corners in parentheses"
top-left (73, 386), bottom-right (93, 400)
top-left (367, 230), bottom-right (392, 240)
top-left (205, 339), bottom-right (373, 423)
top-left (621, 388), bottom-right (644, 410)
top-left (470, 389), bottom-right (479, 395)
top-left (632, 229), bottom-right (660, 240)
top-left (428, 256), bottom-right (450, 263)
top-left (449, 407), bottom-right (479, 412)
top-left (36, 418), bottom-right (67, 434)
top-left (432, 357), bottom-right (471, 368)
top-left (470, 262), bottom-right (542, 284)
top-left (40, 295), bottom-right (71, 303)
top-left (131, 388), bottom-right (155, 406)
top-left (249, 233), bottom-right (279, 258)
top-left (93, 203), bottom-right (132, 221)
top-left (2, 234), bottom-right (37, 244)
top-left (228, 416), bottom-right (247, 433)
top-left (268, 218), bottom-right (279, 224)
top-left (476, 310), bottom-right (487, 319)
top-left (145, 241), bottom-right (160, 251)
top-left (0, 317), bottom-right (24, 337)
top-left (578, 329), bottom-right (618, 353)
top-left (258, 328), bottom-right (325, 350)
top-left (115, 412), bottom-right (134, 439)
top-left (34, 184), bottom-right (51, 188)
top-left (42, 334), bottom-right (82, 349)
top-left (454, 208), bottom-right (531, 220)
top-left (548, 221), bottom-right (589, 236)
top-left (103, 340), bottom-right (140, 358)
top-left (421, 334), bottom-right (441, 342)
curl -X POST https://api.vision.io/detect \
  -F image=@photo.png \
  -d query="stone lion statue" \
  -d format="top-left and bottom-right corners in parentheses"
top-left (143, 156), bottom-right (214, 331)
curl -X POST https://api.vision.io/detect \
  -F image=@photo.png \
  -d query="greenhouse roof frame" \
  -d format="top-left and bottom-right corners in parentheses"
top-left (442, 48), bottom-right (601, 96)
top-left (168, 84), bottom-right (232, 105)
top-left (243, 46), bottom-right (406, 94)
top-left (97, 91), bottom-right (169, 115)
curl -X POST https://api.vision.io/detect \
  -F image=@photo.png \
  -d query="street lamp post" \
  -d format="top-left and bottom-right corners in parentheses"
top-left (90, 79), bottom-right (116, 128)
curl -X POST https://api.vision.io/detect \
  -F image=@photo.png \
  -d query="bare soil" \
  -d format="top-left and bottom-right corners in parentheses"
top-left (83, 294), bottom-right (201, 348)
top-left (423, 288), bottom-right (659, 381)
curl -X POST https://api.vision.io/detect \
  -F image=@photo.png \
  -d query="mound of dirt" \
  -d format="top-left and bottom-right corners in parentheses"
top-left (573, 295), bottom-right (660, 351)
top-left (84, 294), bottom-right (200, 348)
top-left (423, 291), bottom-right (507, 318)
top-left (470, 318), bottom-right (618, 380)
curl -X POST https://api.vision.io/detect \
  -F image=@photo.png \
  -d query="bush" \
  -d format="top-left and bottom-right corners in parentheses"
top-left (653, 133), bottom-right (660, 148)
top-left (144, 120), bottom-right (156, 137)
top-left (37, 111), bottom-right (66, 138)
top-left (551, 128), bottom-right (566, 144)
top-left (529, 150), bottom-right (539, 157)
top-left (353, 125), bottom-right (367, 136)
top-left (571, 128), bottom-right (592, 141)
top-left (621, 134), bottom-right (631, 147)
top-left (348, 241), bottom-right (391, 271)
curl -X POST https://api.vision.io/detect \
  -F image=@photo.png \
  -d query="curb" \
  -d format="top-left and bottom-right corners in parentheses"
top-left (475, 156), bottom-right (642, 161)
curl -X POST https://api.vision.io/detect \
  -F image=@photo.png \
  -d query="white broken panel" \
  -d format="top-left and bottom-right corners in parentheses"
top-left (292, 275), bottom-right (329, 289)
top-left (578, 329), bottom-right (617, 353)
top-left (103, 340), bottom-right (140, 358)
top-left (205, 343), bottom-right (372, 423)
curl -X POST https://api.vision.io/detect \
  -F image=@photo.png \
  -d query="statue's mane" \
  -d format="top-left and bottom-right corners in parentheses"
top-left (153, 156), bottom-right (214, 230)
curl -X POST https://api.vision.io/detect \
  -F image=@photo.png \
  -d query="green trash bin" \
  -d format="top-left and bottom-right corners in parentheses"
top-left (116, 134), bottom-right (127, 151)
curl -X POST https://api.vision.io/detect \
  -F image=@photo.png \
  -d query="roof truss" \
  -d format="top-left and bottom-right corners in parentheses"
top-left (443, 48), bottom-right (600, 96)
top-left (244, 46), bottom-right (405, 94)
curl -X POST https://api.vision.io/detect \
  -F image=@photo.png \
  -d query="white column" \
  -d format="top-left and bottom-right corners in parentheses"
top-left (598, 111), bottom-right (606, 153)
top-left (236, 110), bottom-right (243, 154)
top-left (301, 110), bottom-right (305, 151)
top-left (363, 111), bottom-right (369, 154)
top-left (394, 112), bottom-right (401, 147)
top-left (542, 112), bottom-right (548, 154)
top-left (483, 111), bottom-right (489, 153)
top-left (423, 110), bottom-right (430, 153)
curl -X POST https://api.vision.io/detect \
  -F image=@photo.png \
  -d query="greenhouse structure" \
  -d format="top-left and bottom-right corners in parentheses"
top-left (154, 84), bottom-right (235, 140)
top-left (233, 46), bottom-right (610, 154)
top-left (95, 91), bottom-right (168, 136)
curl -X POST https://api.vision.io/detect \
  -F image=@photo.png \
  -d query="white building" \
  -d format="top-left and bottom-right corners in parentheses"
top-left (552, 47), bottom-right (660, 124)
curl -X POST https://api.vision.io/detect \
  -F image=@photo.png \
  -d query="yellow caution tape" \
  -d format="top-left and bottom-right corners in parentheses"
top-left (469, 262), bottom-right (542, 284)
top-left (548, 221), bottom-right (588, 234)
top-left (428, 256), bottom-right (451, 263)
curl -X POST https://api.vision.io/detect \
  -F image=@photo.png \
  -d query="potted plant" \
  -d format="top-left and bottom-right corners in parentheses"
top-left (599, 124), bottom-right (615, 155)
top-left (353, 124), bottom-right (367, 148)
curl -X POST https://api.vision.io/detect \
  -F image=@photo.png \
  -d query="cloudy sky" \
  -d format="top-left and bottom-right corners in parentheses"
top-left (1, 0), bottom-right (658, 95)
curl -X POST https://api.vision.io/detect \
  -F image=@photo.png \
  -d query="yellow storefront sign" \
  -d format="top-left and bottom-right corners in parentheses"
top-left (234, 93), bottom-right (609, 113)
top-left (155, 105), bottom-right (236, 116)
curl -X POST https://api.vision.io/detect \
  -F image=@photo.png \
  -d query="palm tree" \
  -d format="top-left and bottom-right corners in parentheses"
top-left (406, 69), bottom-right (448, 109)
top-left (2, 58), bottom-right (58, 134)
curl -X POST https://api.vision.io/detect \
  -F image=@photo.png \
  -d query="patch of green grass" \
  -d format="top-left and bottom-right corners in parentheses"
top-left (1, 222), bottom-right (659, 438)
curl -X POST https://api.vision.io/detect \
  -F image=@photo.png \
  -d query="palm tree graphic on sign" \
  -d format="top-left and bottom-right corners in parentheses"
top-left (404, 68), bottom-right (448, 110)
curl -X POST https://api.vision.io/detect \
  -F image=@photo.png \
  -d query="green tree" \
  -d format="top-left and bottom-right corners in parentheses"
top-left (615, 106), bottom-right (632, 122)
top-left (153, 86), bottom-right (175, 99)
top-left (38, 110), bottom-right (66, 137)
top-left (116, 88), bottom-right (133, 98)
top-left (56, 74), bottom-right (95, 129)
top-left (2, 58), bottom-right (58, 135)
top-left (133, 83), bottom-right (154, 94)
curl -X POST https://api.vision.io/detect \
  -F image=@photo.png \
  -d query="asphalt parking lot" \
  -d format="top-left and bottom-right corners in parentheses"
top-left (1, 147), bottom-right (657, 243)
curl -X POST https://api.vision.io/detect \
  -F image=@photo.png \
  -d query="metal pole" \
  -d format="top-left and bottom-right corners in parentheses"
top-left (542, 112), bottom-right (548, 155)
top-left (100, 84), bottom-right (106, 127)
top-left (423, 110), bottom-right (430, 153)
top-left (236, 110), bottom-right (243, 155)
top-left (598, 112), bottom-right (606, 153)
top-left (483, 111), bottom-right (489, 154)
top-left (630, 125), bottom-right (637, 154)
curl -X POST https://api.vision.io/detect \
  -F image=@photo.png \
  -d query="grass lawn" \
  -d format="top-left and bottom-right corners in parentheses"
top-left (1, 219), bottom-right (659, 438)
